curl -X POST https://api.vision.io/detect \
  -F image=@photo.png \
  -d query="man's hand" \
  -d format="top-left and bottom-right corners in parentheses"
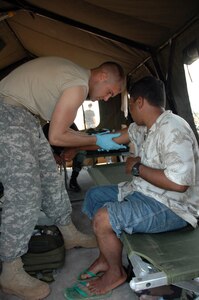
top-left (95, 132), bottom-right (127, 151)
top-left (125, 156), bottom-right (141, 175)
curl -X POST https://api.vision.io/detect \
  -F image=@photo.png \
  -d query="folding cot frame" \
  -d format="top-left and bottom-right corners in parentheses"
top-left (87, 162), bottom-right (199, 296)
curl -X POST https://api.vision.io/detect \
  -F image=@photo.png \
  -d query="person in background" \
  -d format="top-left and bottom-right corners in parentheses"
top-left (69, 150), bottom-right (86, 193)
top-left (43, 122), bottom-right (85, 192)
top-left (85, 103), bottom-right (96, 129)
top-left (68, 76), bottom-right (199, 298)
top-left (0, 56), bottom-right (126, 299)
top-left (68, 123), bottom-right (86, 192)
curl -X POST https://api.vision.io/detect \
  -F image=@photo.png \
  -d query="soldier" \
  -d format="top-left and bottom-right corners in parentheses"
top-left (0, 56), bottom-right (126, 299)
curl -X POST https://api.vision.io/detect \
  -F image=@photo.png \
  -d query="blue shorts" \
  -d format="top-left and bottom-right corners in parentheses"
top-left (82, 185), bottom-right (187, 237)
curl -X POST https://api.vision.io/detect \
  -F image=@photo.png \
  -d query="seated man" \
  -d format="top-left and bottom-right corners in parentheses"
top-left (76, 76), bottom-right (199, 297)
top-left (43, 122), bottom-right (86, 192)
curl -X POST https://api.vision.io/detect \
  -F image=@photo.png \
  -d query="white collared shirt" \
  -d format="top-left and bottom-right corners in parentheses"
top-left (118, 111), bottom-right (199, 227)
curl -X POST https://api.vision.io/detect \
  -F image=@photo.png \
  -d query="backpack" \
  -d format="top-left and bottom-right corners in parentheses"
top-left (21, 225), bottom-right (65, 282)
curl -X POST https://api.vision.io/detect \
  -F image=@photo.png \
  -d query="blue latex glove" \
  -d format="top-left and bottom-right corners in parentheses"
top-left (95, 132), bottom-right (127, 151)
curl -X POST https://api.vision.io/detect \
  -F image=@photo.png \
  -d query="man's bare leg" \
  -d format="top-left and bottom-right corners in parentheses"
top-left (87, 207), bottom-right (127, 294)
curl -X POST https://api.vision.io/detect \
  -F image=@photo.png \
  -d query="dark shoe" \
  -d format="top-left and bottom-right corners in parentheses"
top-left (136, 285), bottom-right (182, 300)
top-left (69, 179), bottom-right (81, 192)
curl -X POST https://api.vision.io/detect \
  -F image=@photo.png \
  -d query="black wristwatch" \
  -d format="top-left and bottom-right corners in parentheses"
top-left (132, 162), bottom-right (142, 177)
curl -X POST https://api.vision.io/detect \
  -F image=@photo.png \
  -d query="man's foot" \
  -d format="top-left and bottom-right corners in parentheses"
top-left (69, 178), bottom-right (81, 192)
top-left (86, 266), bottom-right (127, 295)
top-left (78, 269), bottom-right (104, 281)
top-left (64, 280), bottom-right (112, 300)
top-left (79, 256), bottom-right (108, 280)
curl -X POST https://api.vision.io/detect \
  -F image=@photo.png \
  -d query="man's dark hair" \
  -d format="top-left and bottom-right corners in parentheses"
top-left (128, 76), bottom-right (166, 108)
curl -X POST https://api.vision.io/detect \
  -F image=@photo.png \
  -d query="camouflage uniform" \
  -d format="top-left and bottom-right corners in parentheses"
top-left (0, 100), bottom-right (72, 262)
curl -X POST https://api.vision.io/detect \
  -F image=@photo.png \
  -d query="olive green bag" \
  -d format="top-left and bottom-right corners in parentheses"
top-left (22, 225), bottom-right (65, 282)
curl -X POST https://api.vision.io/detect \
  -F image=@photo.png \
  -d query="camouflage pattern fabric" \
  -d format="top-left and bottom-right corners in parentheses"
top-left (0, 100), bottom-right (72, 261)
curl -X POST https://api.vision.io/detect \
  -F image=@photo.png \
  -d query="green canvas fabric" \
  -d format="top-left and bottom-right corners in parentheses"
top-left (21, 225), bottom-right (65, 282)
top-left (22, 246), bottom-right (65, 272)
top-left (88, 162), bottom-right (131, 186)
top-left (121, 226), bottom-right (199, 284)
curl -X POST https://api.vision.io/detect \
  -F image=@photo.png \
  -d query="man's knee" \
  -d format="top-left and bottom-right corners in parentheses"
top-left (93, 207), bottom-right (111, 234)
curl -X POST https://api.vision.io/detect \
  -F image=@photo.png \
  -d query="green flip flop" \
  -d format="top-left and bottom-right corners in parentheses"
top-left (64, 280), bottom-right (112, 300)
top-left (77, 269), bottom-right (104, 281)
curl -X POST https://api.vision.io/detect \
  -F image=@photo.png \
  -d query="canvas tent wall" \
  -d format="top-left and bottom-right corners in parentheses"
top-left (0, 0), bottom-right (198, 136)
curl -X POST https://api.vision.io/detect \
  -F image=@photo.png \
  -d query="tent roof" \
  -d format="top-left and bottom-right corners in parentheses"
top-left (0, 0), bottom-right (199, 74)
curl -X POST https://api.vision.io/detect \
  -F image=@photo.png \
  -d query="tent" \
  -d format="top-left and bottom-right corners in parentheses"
top-left (0, 0), bottom-right (199, 134)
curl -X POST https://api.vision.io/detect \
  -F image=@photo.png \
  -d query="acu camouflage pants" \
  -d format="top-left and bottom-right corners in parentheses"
top-left (0, 101), bottom-right (72, 261)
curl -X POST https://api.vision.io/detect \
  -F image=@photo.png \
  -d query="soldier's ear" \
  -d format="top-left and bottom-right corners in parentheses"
top-left (99, 70), bottom-right (108, 82)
